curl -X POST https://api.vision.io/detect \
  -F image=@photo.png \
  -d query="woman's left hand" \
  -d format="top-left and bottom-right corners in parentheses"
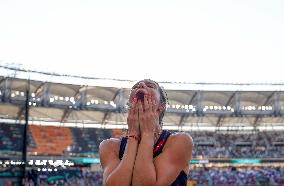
top-left (137, 94), bottom-right (159, 137)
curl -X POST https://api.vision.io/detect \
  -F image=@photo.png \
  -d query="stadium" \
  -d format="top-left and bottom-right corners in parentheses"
top-left (0, 65), bottom-right (284, 185)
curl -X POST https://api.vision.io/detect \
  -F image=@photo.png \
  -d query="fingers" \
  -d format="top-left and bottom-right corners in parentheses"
top-left (151, 96), bottom-right (156, 112)
top-left (135, 98), bottom-right (139, 120)
top-left (129, 97), bottom-right (137, 115)
top-left (129, 98), bottom-right (134, 115)
top-left (147, 94), bottom-right (157, 112)
top-left (147, 95), bottom-right (153, 112)
top-left (143, 94), bottom-right (150, 112)
top-left (138, 100), bottom-right (143, 117)
top-left (143, 94), bottom-right (158, 113)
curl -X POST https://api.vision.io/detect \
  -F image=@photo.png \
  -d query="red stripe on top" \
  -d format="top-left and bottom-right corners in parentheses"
top-left (153, 139), bottom-right (165, 154)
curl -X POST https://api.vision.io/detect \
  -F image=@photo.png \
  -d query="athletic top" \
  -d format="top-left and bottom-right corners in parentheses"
top-left (119, 130), bottom-right (187, 186)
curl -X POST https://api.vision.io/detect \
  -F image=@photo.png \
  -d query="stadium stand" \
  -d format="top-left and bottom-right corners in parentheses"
top-left (69, 127), bottom-right (112, 156)
top-left (191, 131), bottom-right (284, 158)
top-left (190, 166), bottom-right (284, 186)
top-left (1, 124), bottom-right (284, 185)
top-left (20, 168), bottom-right (103, 186)
top-left (0, 123), bottom-right (24, 155)
top-left (28, 125), bottom-right (112, 157)
top-left (19, 166), bottom-right (284, 185)
top-left (29, 125), bottom-right (73, 156)
top-left (1, 122), bottom-right (284, 159)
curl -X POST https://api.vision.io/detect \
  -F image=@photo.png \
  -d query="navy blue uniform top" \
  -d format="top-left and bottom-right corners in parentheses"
top-left (119, 130), bottom-right (187, 186)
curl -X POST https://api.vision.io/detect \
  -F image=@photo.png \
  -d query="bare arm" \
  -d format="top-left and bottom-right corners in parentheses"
top-left (132, 133), bottom-right (193, 186)
top-left (100, 97), bottom-right (141, 186)
top-left (132, 133), bottom-right (156, 186)
top-left (99, 137), bottom-right (139, 186)
top-left (131, 93), bottom-right (192, 186)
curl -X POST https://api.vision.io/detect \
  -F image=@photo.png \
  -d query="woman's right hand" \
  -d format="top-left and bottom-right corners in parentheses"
top-left (127, 97), bottom-right (140, 138)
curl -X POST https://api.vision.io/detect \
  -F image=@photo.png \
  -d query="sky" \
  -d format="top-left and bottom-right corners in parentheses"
top-left (0, 0), bottom-right (284, 83)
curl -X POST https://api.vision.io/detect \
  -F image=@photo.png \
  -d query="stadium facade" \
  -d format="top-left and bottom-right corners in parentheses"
top-left (1, 65), bottom-right (284, 131)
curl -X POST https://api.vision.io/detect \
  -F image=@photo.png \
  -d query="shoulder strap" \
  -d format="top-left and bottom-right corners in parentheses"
top-left (171, 171), bottom-right (188, 186)
top-left (153, 130), bottom-right (171, 158)
top-left (119, 137), bottom-right (127, 160)
top-left (119, 130), bottom-right (172, 160)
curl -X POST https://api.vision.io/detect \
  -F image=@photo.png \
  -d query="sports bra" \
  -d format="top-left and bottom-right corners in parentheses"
top-left (119, 130), bottom-right (187, 186)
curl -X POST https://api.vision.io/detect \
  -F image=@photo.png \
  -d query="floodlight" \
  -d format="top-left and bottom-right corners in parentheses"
top-left (50, 98), bottom-right (54, 102)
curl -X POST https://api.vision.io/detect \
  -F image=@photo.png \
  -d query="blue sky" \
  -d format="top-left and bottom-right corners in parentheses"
top-left (0, 0), bottom-right (284, 83)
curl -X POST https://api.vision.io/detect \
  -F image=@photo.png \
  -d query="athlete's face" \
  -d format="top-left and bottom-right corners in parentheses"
top-left (130, 79), bottom-right (161, 109)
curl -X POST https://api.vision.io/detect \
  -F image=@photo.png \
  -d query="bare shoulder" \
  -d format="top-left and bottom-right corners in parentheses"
top-left (153, 131), bottom-right (193, 179)
top-left (165, 132), bottom-right (193, 150)
top-left (99, 138), bottom-right (120, 152)
top-left (99, 138), bottom-right (122, 182)
top-left (99, 137), bottom-right (121, 149)
top-left (99, 137), bottom-right (121, 155)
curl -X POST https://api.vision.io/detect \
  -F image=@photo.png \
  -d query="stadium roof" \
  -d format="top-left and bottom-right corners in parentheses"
top-left (1, 66), bottom-right (284, 131)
